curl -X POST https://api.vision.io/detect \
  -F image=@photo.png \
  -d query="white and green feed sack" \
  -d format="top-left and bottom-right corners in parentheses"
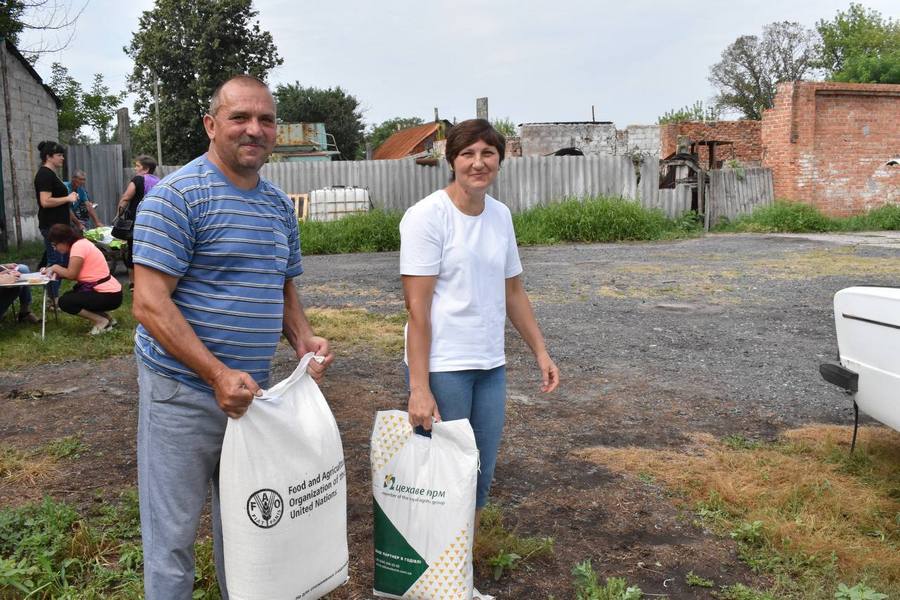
top-left (371, 410), bottom-right (478, 599)
top-left (220, 353), bottom-right (349, 600)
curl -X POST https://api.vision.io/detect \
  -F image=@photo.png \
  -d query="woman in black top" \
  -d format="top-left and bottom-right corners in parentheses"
top-left (34, 141), bottom-right (78, 305)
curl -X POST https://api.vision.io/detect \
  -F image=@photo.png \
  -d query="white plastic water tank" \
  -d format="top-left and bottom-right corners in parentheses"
top-left (308, 186), bottom-right (371, 222)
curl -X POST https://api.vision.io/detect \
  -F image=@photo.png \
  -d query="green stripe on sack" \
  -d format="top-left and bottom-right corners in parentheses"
top-left (373, 499), bottom-right (428, 595)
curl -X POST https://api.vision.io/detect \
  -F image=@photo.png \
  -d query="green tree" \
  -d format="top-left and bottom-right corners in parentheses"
top-left (125, 0), bottom-right (282, 164)
top-left (274, 82), bottom-right (365, 160)
top-left (657, 100), bottom-right (720, 124)
top-left (49, 62), bottom-right (87, 144)
top-left (816, 3), bottom-right (900, 84)
top-left (491, 117), bottom-right (517, 138)
top-left (0, 1), bottom-right (26, 45)
top-left (81, 74), bottom-right (123, 143)
top-left (367, 116), bottom-right (424, 152)
top-left (49, 63), bottom-right (123, 144)
top-left (709, 21), bottom-right (818, 119)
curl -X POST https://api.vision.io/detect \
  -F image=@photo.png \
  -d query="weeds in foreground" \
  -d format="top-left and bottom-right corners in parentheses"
top-left (576, 425), bottom-right (900, 599)
top-left (685, 570), bottom-right (714, 587)
top-left (474, 504), bottom-right (554, 581)
top-left (0, 492), bottom-right (218, 599)
top-left (571, 560), bottom-right (642, 600)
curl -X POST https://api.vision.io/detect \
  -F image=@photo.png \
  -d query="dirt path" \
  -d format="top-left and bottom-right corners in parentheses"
top-left (3, 233), bottom-right (899, 598)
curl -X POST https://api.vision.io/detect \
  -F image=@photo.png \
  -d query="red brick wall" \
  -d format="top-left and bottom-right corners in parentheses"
top-left (660, 121), bottom-right (762, 168)
top-left (762, 81), bottom-right (900, 216)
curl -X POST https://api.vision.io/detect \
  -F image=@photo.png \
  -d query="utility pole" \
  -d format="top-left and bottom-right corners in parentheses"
top-left (153, 76), bottom-right (163, 165)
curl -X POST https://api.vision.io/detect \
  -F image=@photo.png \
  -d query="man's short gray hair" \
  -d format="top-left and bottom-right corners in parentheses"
top-left (73, 170), bottom-right (87, 179)
top-left (208, 74), bottom-right (271, 116)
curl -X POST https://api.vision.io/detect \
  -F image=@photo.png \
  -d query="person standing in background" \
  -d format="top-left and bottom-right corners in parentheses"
top-left (117, 155), bottom-right (160, 291)
top-left (34, 140), bottom-right (78, 309)
top-left (66, 170), bottom-right (104, 230)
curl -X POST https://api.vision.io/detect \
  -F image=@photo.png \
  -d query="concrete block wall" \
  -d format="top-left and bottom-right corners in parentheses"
top-left (1, 43), bottom-right (59, 244)
top-left (519, 123), bottom-right (620, 156)
top-left (762, 81), bottom-right (900, 216)
top-left (660, 120), bottom-right (762, 168)
top-left (519, 122), bottom-right (659, 159)
top-left (624, 124), bottom-right (661, 158)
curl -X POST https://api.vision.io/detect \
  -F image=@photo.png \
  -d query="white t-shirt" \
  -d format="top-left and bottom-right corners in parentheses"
top-left (399, 189), bottom-right (523, 371)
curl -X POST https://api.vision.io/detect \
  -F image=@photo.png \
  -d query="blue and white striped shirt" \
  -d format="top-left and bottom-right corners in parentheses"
top-left (133, 155), bottom-right (302, 391)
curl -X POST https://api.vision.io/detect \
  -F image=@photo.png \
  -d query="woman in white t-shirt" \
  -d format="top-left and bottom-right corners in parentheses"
top-left (400, 119), bottom-right (560, 515)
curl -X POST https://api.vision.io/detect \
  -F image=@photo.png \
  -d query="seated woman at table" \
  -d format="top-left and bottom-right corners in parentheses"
top-left (0, 264), bottom-right (40, 323)
top-left (43, 224), bottom-right (122, 335)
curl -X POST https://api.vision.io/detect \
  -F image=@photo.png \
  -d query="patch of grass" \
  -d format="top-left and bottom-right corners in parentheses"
top-left (0, 444), bottom-right (58, 484)
top-left (192, 537), bottom-right (222, 599)
top-left (0, 240), bottom-right (46, 265)
top-left (474, 504), bottom-right (554, 581)
top-left (0, 284), bottom-right (138, 369)
top-left (722, 434), bottom-right (762, 451)
top-left (717, 583), bottom-right (778, 600)
top-left (0, 491), bottom-right (191, 599)
top-left (42, 435), bottom-right (85, 460)
top-left (685, 570), bottom-right (714, 587)
top-left (576, 426), bottom-right (900, 599)
top-left (749, 248), bottom-right (900, 280)
top-left (835, 582), bottom-right (889, 599)
top-left (571, 560), bottom-right (643, 599)
top-left (513, 196), bottom-right (698, 246)
top-left (300, 210), bottom-right (403, 255)
top-left (715, 201), bottom-right (834, 233)
top-left (715, 200), bottom-right (900, 234)
top-left (306, 307), bottom-right (405, 354)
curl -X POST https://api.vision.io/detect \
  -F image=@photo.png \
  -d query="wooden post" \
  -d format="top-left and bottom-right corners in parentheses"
top-left (700, 167), bottom-right (710, 232)
top-left (476, 97), bottom-right (488, 120)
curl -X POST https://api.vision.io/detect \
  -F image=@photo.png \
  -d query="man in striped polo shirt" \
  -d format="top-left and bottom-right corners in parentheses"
top-left (131, 74), bottom-right (334, 599)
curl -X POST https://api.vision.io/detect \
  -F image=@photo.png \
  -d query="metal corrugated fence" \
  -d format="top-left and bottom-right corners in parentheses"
top-left (68, 144), bottom-right (123, 224)
top-left (131, 157), bottom-right (776, 224)
top-left (145, 155), bottom-right (660, 214)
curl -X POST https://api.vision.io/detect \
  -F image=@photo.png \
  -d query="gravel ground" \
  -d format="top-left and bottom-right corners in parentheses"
top-left (5, 232), bottom-right (899, 597)
top-left (298, 232), bottom-right (900, 441)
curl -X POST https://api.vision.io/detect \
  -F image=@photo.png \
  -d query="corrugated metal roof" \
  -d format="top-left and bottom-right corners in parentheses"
top-left (373, 122), bottom-right (442, 160)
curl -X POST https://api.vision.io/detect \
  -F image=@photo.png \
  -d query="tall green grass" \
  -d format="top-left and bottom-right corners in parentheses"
top-left (298, 197), bottom-right (701, 255)
top-left (714, 201), bottom-right (900, 233)
top-left (513, 197), bottom-right (699, 245)
top-left (299, 210), bottom-right (402, 255)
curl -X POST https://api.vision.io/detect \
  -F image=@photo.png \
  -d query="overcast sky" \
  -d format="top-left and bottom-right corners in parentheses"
top-left (17, 0), bottom-right (899, 134)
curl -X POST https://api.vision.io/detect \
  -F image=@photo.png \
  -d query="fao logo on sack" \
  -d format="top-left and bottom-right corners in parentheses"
top-left (247, 489), bottom-right (284, 529)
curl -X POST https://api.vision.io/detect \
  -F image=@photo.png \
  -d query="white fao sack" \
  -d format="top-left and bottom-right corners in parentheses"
top-left (220, 353), bottom-right (349, 600)
top-left (371, 410), bottom-right (478, 599)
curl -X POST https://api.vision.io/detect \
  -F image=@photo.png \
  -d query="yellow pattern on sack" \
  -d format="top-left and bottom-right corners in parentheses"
top-left (371, 412), bottom-right (412, 472)
top-left (406, 529), bottom-right (471, 599)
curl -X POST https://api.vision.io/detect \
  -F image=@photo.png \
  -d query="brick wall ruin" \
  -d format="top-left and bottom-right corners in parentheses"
top-left (762, 81), bottom-right (900, 216)
top-left (659, 120), bottom-right (763, 168)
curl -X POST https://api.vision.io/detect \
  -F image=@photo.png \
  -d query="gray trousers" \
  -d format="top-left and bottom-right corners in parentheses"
top-left (137, 361), bottom-right (229, 599)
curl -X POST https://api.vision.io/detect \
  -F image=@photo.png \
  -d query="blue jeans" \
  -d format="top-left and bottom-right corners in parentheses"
top-left (137, 360), bottom-right (229, 600)
top-left (39, 227), bottom-right (68, 298)
top-left (0, 265), bottom-right (33, 318)
top-left (414, 366), bottom-right (507, 508)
